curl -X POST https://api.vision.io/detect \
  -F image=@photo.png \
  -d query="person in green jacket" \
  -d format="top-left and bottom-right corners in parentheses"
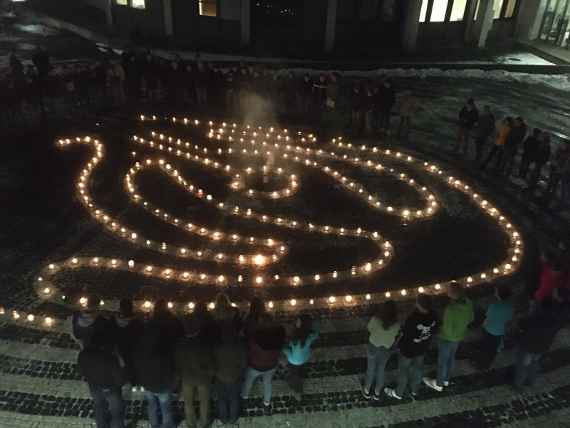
top-left (423, 282), bottom-right (474, 392)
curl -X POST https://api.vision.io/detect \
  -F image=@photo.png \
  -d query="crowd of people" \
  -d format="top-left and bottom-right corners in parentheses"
top-left (455, 98), bottom-right (570, 207)
top-left (72, 254), bottom-right (570, 428)
top-left (73, 293), bottom-right (319, 428)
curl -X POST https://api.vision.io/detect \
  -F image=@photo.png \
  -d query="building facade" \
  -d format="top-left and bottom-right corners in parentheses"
top-left (87, 0), bottom-right (566, 55)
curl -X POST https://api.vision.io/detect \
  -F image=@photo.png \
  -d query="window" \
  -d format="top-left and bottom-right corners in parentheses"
top-left (473, 0), bottom-right (480, 20)
top-left (199, 0), bottom-right (217, 17)
top-left (430, 0), bottom-right (449, 22)
top-left (419, 0), bottom-right (429, 22)
top-left (504, 0), bottom-right (517, 18)
top-left (449, 0), bottom-right (467, 21)
top-left (132, 0), bottom-right (145, 9)
top-left (115, 0), bottom-right (128, 5)
top-left (493, 0), bottom-right (504, 19)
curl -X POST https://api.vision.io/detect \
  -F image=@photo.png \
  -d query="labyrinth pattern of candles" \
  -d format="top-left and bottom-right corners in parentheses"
top-left (8, 115), bottom-right (524, 328)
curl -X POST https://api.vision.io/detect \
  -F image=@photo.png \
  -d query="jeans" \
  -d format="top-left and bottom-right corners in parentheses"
top-left (396, 354), bottom-right (425, 396)
top-left (456, 127), bottom-right (471, 154)
top-left (474, 134), bottom-right (490, 162)
top-left (514, 349), bottom-right (542, 388)
top-left (241, 366), bottom-right (276, 404)
top-left (476, 331), bottom-right (503, 370)
top-left (182, 381), bottom-right (210, 428)
top-left (437, 339), bottom-right (460, 387)
top-left (214, 380), bottom-right (240, 424)
top-left (364, 344), bottom-right (393, 393)
top-left (144, 390), bottom-right (175, 428)
top-left (88, 384), bottom-right (125, 428)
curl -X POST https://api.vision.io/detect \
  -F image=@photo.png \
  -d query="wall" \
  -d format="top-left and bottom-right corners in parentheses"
top-left (169, 0), bottom-right (240, 49)
top-left (83, 0), bottom-right (108, 12)
top-left (113, 0), bottom-right (165, 39)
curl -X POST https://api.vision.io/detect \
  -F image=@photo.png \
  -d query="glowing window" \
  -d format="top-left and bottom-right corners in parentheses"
top-left (132, 0), bottom-right (145, 9)
top-left (199, 0), bottom-right (217, 17)
top-left (419, 0), bottom-right (429, 22)
top-left (450, 0), bottom-right (467, 21)
top-left (116, 0), bottom-right (128, 5)
top-left (493, 0), bottom-right (504, 19)
top-left (430, 0), bottom-right (449, 22)
top-left (504, 0), bottom-right (517, 18)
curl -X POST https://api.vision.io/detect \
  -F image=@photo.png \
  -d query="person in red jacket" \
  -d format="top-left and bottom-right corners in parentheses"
top-left (240, 324), bottom-right (285, 407)
top-left (533, 252), bottom-right (564, 304)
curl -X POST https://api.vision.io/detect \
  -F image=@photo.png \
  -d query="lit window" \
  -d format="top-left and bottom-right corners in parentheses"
top-left (199, 0), bottom-right (217, 17)
top-left (430, 0), bottom-right (449, 22)
top-left (473, 0), bottom-right (480, 20)
top-left (116, 0), bottom-right (128, 5)
top-left (493, 0), bottom-right (504, 19)
top-left (132, 0), bottom-right (145, 9)
top-left (419, 0), bottom-right (429, 22)
top-left (450, 0), bottom-right (467, 21)
top-left (504, 0), bottom-right (517, 18)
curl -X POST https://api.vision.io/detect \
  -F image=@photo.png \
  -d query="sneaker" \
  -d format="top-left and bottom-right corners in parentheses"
top-left (372, 391), bottom-right (381, 401)
top-left (361, 385), bottom-right (371, 400)
top-left (384, 388), bottom-right (402, 400)
top-left (443, 381), bottom-right (450, 387)
top-left (263, 400), bottom-right (271, 407)
top-left (423, 377), bottom-right (443, 392)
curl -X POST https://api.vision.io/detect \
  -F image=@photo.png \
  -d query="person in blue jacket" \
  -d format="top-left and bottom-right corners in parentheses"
top-left (283, 315), bottom-right (319, 400)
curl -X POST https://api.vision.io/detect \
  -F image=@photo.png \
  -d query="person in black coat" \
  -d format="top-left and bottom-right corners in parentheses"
top-left (78, 325), bottom-right (126, 428)
top-left (456, 98), bottom-right (479, 155)
top-left (133, 300), bottom-right (184, 428)
top-left (112, 298), bottom-right (143, 386)
top-left (513, 298), bottom-right (561, 390)
top-left (519, 128), bottom-right (542, 180)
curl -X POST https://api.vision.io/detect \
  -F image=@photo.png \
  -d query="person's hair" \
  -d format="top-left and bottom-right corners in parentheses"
top-left (448, 282), bottom-right (465, 300)
top-left (290, 315), bottom-right (313, 347)
top-left (119, 298), bottom-right (134, 318)
top-left (85, 294), bottom-right (100, 311)
top-left (153, 299), bottom-right (169, 318)
top-left (467, 98), bottom-right (475, 105)
top-left (249, 297), bottom-right (266, 319)
top-left (497, 287), bottom-right (512, 301)
top-left (374, 301), bottom-right (398, 329)
top-left (533, 128), bottom-right (541, 136)
top-left (484, 105), bottom-right (491, 112)
top-left (505, 117), bottom-right (514, 126)
top-left (215, 292), bottom-right (232, 312)
top-left (416, 294), bottom-right (432, 311)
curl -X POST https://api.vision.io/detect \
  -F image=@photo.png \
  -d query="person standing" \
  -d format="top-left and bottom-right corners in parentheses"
top-left (514, 298), bottom-right (561, 390)
top-left (378, 79), bottom-right (396, 134)
top-left (241, 324), bottom-right (286, 407)
top-left (546, 141), bottom-right (570, 201)
top-left (175, 319), bottom-right (217, 428)
top-left (70, 294), bottom-right (111, 349)
top-left (112, 298), bottom-right (143, 386)
top-left (526, 133), bottom-right (552, 192)
top-left (350, 83), bottom-right (364, 136)
top-left (424, 283), bottom-right (474, 392)
top-left (503, 116), bottom-right (527, 177)
top-left (456, 99), bottom-right (479, 155)
top-left (283, 315), bottom-right (319, 400)
top-left (519, 128), bottom-right (542, 180)
top-left (481, 117), bottom-right (513, 172)
top-left (133, 300), bottom-right (184, 428)
top-left (213, 327), bottom-right (247, 425)
top-left (397, 91), bottom-right (419, 141)
top-left (78, 329), bottom-right (126, 428)
top-left (385, 294), bottom-right (438, 400)
top-left (474, 286), bottom-right (513, 370)
top-left (473, 105), bottom-right (496, 162)
top-left (362, 301), bottom-right (400, 400)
